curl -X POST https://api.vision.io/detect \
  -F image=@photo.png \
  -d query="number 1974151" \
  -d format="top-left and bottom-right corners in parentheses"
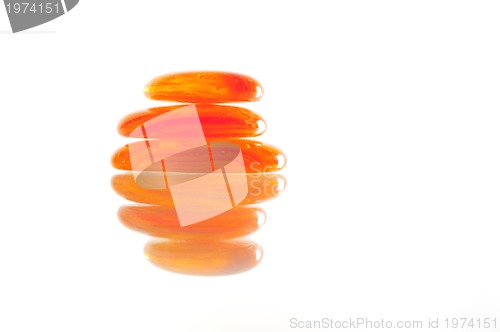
top-left (6, 2), bottom-right (60, 14)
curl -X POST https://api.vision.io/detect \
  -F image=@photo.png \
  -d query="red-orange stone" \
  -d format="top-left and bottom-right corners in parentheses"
top-left (118, 104), bottom-right (266, 138)
top-left (110, 139), bottom-right (286, 173)
top-left (118, 205), bottom-right (265, 240)
top-left (144, 72), bottom-right (263, 103)
top-left (144, 239), bottom-right (263, 276)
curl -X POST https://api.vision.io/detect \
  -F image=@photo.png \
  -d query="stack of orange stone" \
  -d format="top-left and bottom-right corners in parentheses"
top-left (111, 72), bottom-right (286, 276)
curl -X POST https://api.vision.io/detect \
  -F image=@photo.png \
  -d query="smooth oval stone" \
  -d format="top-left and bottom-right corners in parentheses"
top-left (144, 72), bottom-right (263, 103)
top-left (118, 205), bottom-right (265, 239)
top-left (118, 104), bottom-right (266, 138)
top-left (144, 239), bottom-right (263, 276)
top-left (110, 139), bottom-right (286, 173)
top-left (111, 173), bottom-right (286, 206)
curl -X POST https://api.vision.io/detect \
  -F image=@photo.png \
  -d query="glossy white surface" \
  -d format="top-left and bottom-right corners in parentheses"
top-left (0, 1), bottom-right (499, 331)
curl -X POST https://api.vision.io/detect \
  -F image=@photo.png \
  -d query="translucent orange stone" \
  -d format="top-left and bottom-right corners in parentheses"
top-left (118, 205), bottom-right (265, 240)
top-left (144, 72), bottom-right (263, 103)
top-left (111, 173), bottom-right (286, 206)
top-left (144, 239), bottom-right (263, 276)
top-left (118, 104), bottom-right (266, 138)
top-left (111, 139), bottom-right (286, 173)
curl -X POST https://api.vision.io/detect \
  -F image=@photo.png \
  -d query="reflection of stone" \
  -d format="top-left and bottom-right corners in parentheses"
top-left (111, 173), bottom-right (287, 206)
top-left (145, 239), bottom-right (263, 276)
top-left (118, 205), bottom-right (266, 240)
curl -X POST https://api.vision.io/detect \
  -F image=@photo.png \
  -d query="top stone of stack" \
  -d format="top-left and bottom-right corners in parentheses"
top-left (144, 71), bottom-right (263, 103)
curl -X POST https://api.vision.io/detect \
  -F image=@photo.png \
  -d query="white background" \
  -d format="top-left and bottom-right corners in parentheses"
top-left (1, 1), bottom-right (499, 331)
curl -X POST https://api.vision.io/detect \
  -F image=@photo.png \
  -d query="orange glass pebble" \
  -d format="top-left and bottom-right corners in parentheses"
top-left (118, 104), bottom-right (266, 139)
top-left (144, 239), bottom-right (263, 276)
top-left (119, 205), bottom-right (265, 240)
top-left (111, 173), bottom-right (286, 206)
top-left (111, 139), bottom-right (286, 173)
top-left (144, 72), bottom-right (263, 103)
